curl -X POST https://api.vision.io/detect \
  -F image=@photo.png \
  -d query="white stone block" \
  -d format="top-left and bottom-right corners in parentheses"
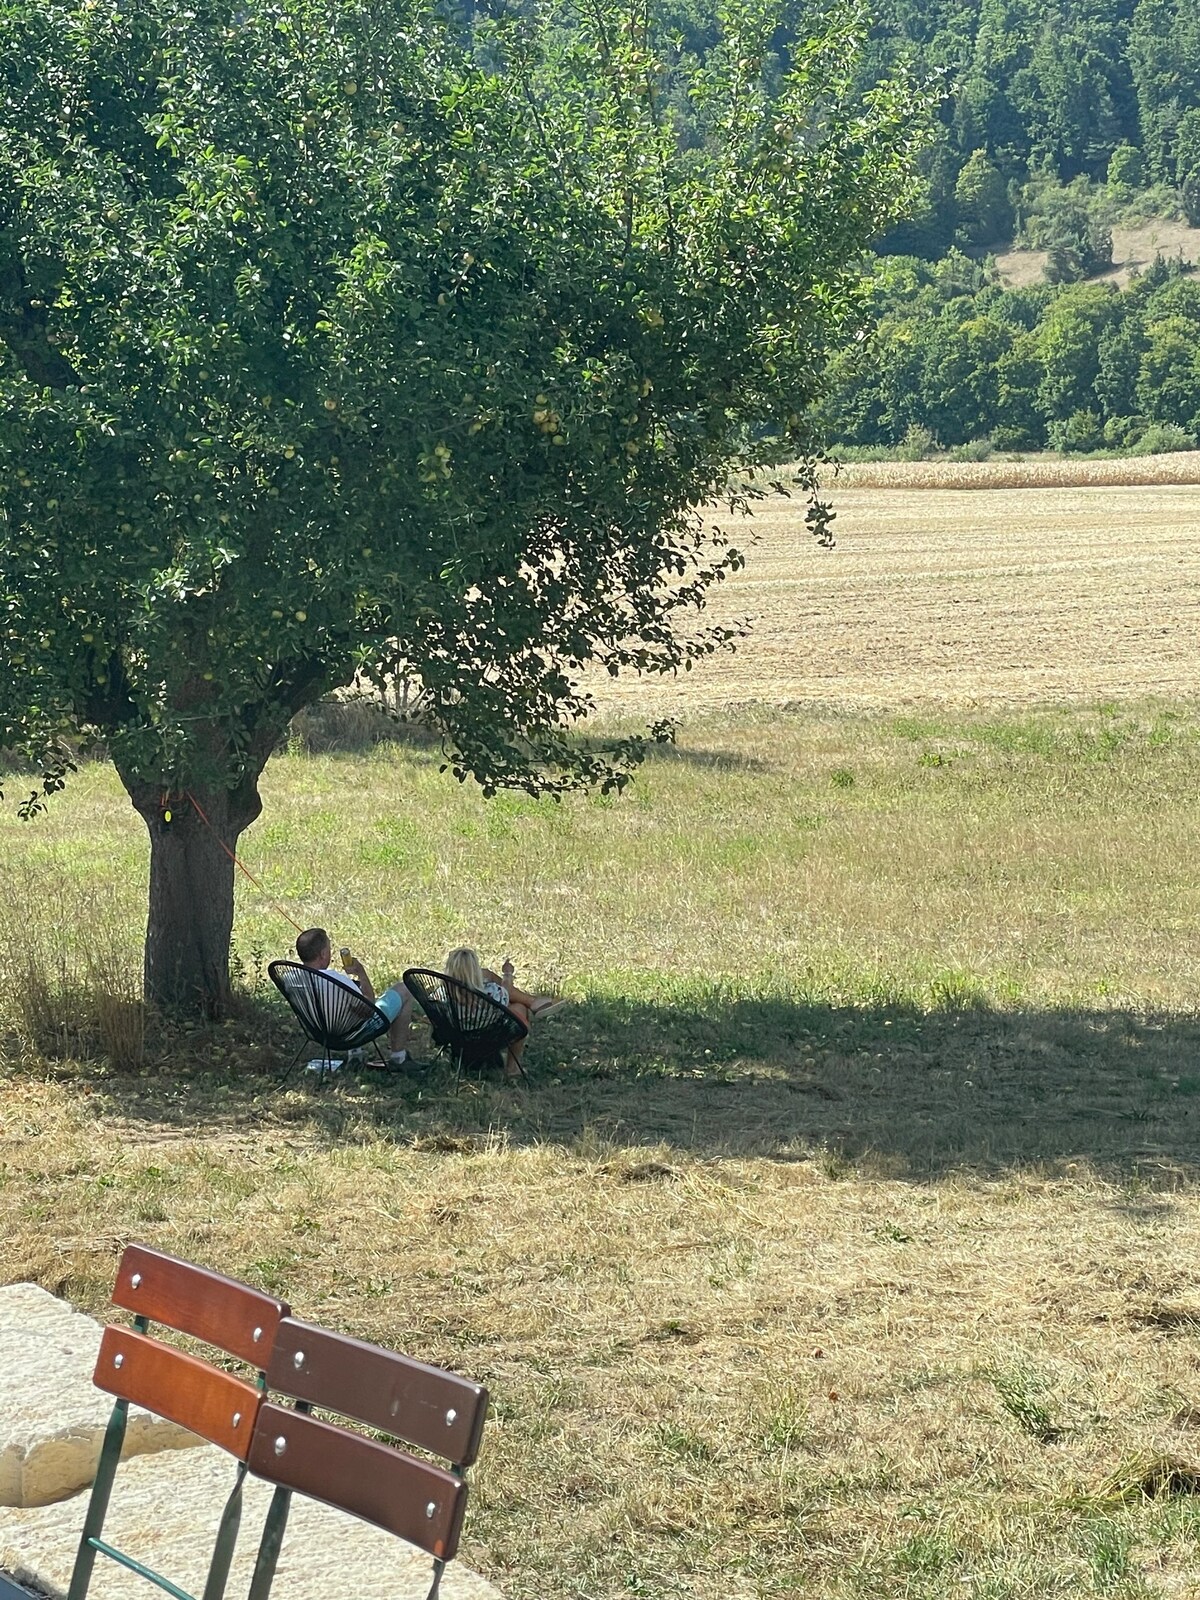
top-left (0, 1445), bottom-right (501, 1600)
top-left (0, 1283), bottom-right (199, 1508)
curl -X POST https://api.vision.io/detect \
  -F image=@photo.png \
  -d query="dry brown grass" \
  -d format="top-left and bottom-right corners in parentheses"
top-left (1, 871), bottom-right (145, 1070)
top-left (7, 1077), bottom-right (1200, 1600)
top-left (995, 218), bottom-right (1200, 290)
top-left (7, 488), bottom-right (1200, 1597)
top-left (5, 710), bottom-right (1200, 1595)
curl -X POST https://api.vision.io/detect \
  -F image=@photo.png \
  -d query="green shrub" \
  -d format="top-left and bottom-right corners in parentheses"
top-left (948, 438), bottom-right (995, 462)
top-left (1048, 410), bottom-right (1105, 453)
top-left (1128, 422), bottom-right (1196, 455)
top-left (896, 423), bottom-right (937, 462)
top-left (1103, 415), bottom-right (1145, 450)
top-left (1106, 143), bottom-right (1145, 194)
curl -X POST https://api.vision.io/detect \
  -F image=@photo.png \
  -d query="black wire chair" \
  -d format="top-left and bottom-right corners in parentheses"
top-left (268, 961), bottom-right (393, 1086)
top-left (402, 968), bottom-right (529, 1084)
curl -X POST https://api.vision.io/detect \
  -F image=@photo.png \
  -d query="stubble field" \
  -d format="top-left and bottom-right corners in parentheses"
top-left (4, 475), bottom-right (1200, 1600)
top-left (591, 478), bottom-right (1200, 716)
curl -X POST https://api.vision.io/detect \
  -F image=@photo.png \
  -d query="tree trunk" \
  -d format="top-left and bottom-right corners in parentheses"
top-left (119, 774), bottom-right (265, 1016)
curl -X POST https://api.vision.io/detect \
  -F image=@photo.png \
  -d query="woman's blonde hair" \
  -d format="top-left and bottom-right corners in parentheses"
top-left (445, 946), bottom-right (485, 991)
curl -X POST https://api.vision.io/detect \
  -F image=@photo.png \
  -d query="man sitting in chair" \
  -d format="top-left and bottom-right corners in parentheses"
top-left (296, 927), bottom-right (414, 1068)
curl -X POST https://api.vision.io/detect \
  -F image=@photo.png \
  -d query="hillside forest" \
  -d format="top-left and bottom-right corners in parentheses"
top-left (807, 0), bottom-right (1200, 453)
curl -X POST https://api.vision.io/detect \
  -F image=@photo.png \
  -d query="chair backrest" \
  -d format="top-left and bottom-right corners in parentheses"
top-left (247, 1318), bottom-right (489, 1564)
top-left (95, 1244), bottom-right (292, 1454)
top-left (94, 1326), bottom-right (262, 1457)
top-left (403, 968), bottom-right (528, 1050)
top-left (70, 1246), bottom-right (292, 1600)
top-left (268, 960), bottom-right (382, 1047)
top-left (114, 1242), bottom-right (289, 1367)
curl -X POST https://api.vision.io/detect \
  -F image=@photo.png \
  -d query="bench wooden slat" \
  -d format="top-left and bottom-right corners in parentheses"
top-left (266, 1318), bottom-right (488, 1466)
top-left (112, 1244), bottom-right (289, 1367)
top-left (94, 1327), bottom-right (262, 1459)
top-left (247, 1403), bottom-right (468, 1560)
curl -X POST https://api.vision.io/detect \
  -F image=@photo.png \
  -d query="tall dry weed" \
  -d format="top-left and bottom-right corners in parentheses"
top-left (0, 868), bottom-right (144, 1068)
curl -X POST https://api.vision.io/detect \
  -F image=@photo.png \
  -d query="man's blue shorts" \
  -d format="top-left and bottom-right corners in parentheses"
top-left (375, 986), bottom-right (406, 1023)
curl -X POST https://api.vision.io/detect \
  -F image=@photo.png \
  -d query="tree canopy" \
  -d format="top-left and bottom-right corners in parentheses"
top-left (0, 0), bottom-right (926, 1009)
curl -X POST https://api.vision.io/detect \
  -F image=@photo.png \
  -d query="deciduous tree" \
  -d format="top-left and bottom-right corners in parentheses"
top-left (0, 0), bottom-right (926, 1011)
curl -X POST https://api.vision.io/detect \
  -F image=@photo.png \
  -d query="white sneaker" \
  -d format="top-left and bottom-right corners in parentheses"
top-left (305, 1058), bottom-right (344, 1073)
top-left (387, 1050), bottom-right (408, 1069)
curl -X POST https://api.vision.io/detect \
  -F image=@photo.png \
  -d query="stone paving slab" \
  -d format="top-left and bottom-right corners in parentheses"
top-left (0, 1445), bottom-right (500, 1600)
top-left (0, 1286), bottom-right (199, 1508)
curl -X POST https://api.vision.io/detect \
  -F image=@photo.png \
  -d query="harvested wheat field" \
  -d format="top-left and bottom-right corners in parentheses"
top-left (591, 476), bottom-right (1200, 716)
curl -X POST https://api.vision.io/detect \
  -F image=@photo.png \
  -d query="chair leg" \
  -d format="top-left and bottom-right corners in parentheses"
top-left (200, 1462), bottom-right (247, 1600)
top-left (66, 1397), bottom-right (129, 1600)
top-left (318, 1042), bottom-right (337, 1088)
top-left (275, 1039), bottom-right (307, 1090)
top-left (246, 1485), bottom-right (293, 1600)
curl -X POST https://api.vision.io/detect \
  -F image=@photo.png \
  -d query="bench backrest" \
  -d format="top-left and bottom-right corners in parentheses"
top-left (247, 1317), bottom-right (489, 1564)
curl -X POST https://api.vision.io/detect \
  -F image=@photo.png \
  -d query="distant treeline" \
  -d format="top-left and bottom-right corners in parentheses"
top-left (842, 0), bottom-right (1200, 253)
top-left (816, 251), bottom-right (1200, 452)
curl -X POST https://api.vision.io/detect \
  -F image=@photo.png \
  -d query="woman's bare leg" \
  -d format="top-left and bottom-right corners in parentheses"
top-left (505, 1001), bottom-right (531, 1079)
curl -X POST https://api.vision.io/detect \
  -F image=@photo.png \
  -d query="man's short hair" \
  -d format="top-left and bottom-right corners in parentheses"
top-left (296, 927), bottom-right (328, 964)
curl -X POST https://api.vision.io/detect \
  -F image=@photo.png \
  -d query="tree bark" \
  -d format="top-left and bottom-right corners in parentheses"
top-left (119, 774), bottom-right (265, 1016)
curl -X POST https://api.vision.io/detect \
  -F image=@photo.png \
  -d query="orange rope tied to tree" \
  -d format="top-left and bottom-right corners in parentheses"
top-left (184, 790), bottom-right (306, 934)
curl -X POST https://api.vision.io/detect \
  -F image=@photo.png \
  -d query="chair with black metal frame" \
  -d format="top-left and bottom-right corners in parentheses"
top-left (243, 1317), bottom-right (489, 1600)
top-left (66, 1243), bottom-right (290, 1600)
top-left (268, 960), bottom-right (393, 1086)
top-left (402, 967), bottom-right (529, 1085)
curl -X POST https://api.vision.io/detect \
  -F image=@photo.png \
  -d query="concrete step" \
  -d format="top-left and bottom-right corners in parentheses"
top-left (0, 1286), bottom-right (198, 1508)
top-left (0, 1446), bottom-right (499, 1600)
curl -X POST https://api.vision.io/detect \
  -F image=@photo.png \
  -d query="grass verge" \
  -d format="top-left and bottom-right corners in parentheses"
top-left (3, 704), bottom-right (1200, 1598)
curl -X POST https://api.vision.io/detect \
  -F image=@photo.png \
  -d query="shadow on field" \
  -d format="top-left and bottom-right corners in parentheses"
top-left (35, 987), bottom-right (1200, 1181)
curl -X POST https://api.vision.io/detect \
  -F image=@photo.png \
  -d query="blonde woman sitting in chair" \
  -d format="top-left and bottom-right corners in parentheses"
top-left (444, 947), bottom-right (566, 1080)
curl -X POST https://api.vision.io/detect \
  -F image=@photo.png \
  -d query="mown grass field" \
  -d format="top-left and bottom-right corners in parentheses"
top-left (589, 477), bottom-right (1200, 718)
top-left (5, 482), bottom-right (1200, 1600)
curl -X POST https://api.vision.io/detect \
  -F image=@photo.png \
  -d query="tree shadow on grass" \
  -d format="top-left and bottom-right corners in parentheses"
top-left (34, 986), bottom-right (1200, 1183)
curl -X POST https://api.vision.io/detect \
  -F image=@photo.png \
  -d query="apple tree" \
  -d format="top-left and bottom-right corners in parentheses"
top-left (0, 0), bottom-right (925, 1013)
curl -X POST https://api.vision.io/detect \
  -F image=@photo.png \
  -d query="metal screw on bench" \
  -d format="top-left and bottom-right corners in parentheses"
top-left (426, 1501), bottom-right (437, 1519)
top-left (253, 1326), bottom-right (263, 1344)
top-left (445, 1408), bottom-right (456, 1426)
top-left (113, 1353), bottom-right (124, 1369)
top-left (274, 1435), bottom-right (287, 1456)
top-left (232, 1412), bottom-right (241, 1428)
top-left (293, 1350), bottom-right (305, 1368)
top-left (129, 1273), bottom-right (141, 1289)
